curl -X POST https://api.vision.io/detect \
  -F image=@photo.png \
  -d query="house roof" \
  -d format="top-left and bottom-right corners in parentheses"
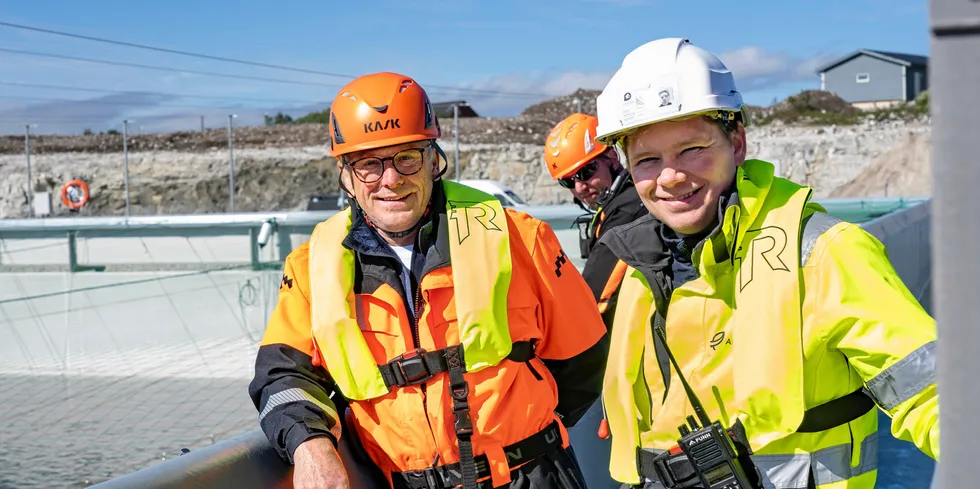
top-left (432, 100), bottom-right (480, 118)
top-left (815, 49), bottom-right (929, 74)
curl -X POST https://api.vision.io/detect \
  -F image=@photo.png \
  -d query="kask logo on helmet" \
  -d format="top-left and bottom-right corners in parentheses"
top-left (363, 118), bottom-right (401, 133)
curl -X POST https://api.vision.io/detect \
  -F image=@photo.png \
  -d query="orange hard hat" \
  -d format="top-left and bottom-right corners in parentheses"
top-left (328, 72), bottom-right (441, 158)
top-left (543, 113), bottom-right (608, 180)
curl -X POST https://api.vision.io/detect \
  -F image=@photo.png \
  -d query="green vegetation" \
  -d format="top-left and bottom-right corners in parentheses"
top-left (264, 112), bottom-right (294, 125)
top-left (293, 108), bottom-right (331, 124)
top-left (261, 109), bottom-right (330, 126)
top-left (747, 89), bottom-right (930, 127)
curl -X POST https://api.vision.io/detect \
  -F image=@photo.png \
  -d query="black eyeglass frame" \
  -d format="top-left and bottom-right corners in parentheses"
top-left (344, 143), bottom-right (434, 184)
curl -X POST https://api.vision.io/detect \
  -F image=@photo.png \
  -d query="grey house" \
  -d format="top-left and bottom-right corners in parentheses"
top-left (816, 49), bottom-right (929, 109)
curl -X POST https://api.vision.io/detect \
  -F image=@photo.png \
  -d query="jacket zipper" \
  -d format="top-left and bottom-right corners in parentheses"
top-left (410, 277), bottom-right (439, 454)
top-left (411, 280), bottom-right (422, 349)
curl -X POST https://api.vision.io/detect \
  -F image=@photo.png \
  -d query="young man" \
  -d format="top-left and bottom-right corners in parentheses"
top-left (592, 38), bottom-right (938, 489)
top-left (543, 113), bottom-right (648, 326)
top-left (249, 71), bottom-right (608, 489)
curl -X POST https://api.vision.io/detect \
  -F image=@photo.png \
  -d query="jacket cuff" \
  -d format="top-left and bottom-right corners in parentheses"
top-left (285, 416), bottom-right (340, 463)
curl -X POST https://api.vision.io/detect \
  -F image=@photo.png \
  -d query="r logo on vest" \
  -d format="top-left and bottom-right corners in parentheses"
top-left (447, 200), bottom-right (503, 245)
top-left (735, 225), bottom-right (790, 291)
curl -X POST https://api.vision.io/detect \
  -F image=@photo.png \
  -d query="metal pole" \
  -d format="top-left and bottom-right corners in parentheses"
top-left (453, 104), bottom-right (460, 181)
top-left (931, 0), bottom-right (980, 487)
top-left (122, 120), bottom-right (131, 216)
top-left (200, 115), bottom-right (205, 132)
top-left (227, 114), bottom-right (237, 213)
top-left (574, 97), bottom-right (582, 114)
top-left (24, 124), bottom-right (33, 218)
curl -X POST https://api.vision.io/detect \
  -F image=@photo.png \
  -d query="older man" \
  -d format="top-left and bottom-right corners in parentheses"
top-left (249, 71), bottom-right (609, 489)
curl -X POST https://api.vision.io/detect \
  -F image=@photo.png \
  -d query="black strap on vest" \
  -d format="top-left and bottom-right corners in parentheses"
top-left (446, 345), bottom-right (478, 489)
top-left (391, 421), bottom-right (563, 489)
top-left (651, 313), bottom-right (672, 403)
top-left (796, 387), bottom-right (877, 433)
top-left (378, 341), bottom-right (537, 489)
top-left (378, 341), bottom-right (535, 389)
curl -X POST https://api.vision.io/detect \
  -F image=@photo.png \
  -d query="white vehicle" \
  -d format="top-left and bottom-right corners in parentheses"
top-left (458, 179), bottom-right (528, 208)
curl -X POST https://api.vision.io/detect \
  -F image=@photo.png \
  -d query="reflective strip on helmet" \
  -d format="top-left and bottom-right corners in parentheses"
top-left (865, 340), bottom-right (936, 411)
top-left (751, 432), bottom-right (878, 488)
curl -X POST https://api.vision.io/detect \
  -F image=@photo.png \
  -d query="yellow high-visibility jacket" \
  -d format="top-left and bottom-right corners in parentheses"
top-left (599, 159), bottom-right (937, 489)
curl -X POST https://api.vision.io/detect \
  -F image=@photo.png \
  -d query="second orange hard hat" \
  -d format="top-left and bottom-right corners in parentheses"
top-left (543, 113), bottom-right (608, 180)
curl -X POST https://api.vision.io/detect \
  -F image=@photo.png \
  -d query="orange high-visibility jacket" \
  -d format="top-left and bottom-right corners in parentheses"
top-left (249, 182), bottom-right (608, 487)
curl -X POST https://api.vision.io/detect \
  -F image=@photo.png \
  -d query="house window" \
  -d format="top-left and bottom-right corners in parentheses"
top-left (856, 73), bottom-right (870, 83)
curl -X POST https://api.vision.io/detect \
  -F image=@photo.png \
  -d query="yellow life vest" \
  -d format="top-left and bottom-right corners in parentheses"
top-left (307, 180), bottom-right (515, 401)
top-left (603, 159), bottom-right (821, 481)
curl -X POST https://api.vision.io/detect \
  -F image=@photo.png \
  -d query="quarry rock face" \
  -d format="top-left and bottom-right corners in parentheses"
top-left (0, 90), bottom-right (932, 218)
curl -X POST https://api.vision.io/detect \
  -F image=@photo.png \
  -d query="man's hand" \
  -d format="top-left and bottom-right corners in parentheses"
top-left (293, 437), bottom-right (350, 489)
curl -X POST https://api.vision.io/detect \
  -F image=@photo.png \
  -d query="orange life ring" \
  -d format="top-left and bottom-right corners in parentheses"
top-left (60, 179), bottom-right (90, 210)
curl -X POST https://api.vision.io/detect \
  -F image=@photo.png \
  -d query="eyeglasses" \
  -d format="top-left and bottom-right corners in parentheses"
top-left (558, 161), bottom-right (599, 189)
top-left (346, 145), bottom-right (430, 184)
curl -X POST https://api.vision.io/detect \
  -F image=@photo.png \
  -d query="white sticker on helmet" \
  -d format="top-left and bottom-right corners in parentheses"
top-left (619, 75), bottom-right (680, 127)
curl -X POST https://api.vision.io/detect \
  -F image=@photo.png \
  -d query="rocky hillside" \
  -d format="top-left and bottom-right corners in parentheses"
top-left (0, 90), bottom-right (932, 218)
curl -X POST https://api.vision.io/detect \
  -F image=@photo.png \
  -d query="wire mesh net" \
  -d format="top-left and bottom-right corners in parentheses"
top-left (0, 236), bottom-right (282, 488)
top-left (0, 202), bottom-right (933, 488)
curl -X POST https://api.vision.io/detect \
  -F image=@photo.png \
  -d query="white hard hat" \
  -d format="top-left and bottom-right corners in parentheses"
top-left (594, 38), bottom-right (746, 145)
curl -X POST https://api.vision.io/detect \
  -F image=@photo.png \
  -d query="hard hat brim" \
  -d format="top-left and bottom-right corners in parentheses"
top-left (330, 133), bottom-right (437, 159)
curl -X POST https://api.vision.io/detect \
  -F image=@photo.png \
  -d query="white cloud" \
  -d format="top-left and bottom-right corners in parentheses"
top-left (0, 47), bottom-right (334, 135)
top-left (0, 91), bottom-right (328, 136)
top-left (717, 46), bottom-right (836, 92)
top-left (434, 70), bottom-right (614, 117)
top-left (718, 46), bottom-right (794, 80)
top-left (439, 46), bottom-right (837, 118)
top-left (0, 92), bottom-right (178, 135)
top-left (0, 43), bottom-right (838, 134)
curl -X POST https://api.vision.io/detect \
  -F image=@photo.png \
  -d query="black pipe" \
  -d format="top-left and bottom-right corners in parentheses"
top-left (89, 428), bottom-right (384, 489)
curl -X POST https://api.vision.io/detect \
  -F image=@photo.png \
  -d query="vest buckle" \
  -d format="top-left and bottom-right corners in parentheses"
top-left (389, 349), bottom-right (432, 386)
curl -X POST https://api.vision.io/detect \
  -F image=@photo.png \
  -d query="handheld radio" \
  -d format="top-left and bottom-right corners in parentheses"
top-left (651, 324), bottom-right (761, 489)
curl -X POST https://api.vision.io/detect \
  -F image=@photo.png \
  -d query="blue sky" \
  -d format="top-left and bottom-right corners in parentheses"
top-left (0, 0), bottom-right (929, 135)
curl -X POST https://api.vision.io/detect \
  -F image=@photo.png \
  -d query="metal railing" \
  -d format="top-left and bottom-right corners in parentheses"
top-left (0, 197), bottom-right (928, 273)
